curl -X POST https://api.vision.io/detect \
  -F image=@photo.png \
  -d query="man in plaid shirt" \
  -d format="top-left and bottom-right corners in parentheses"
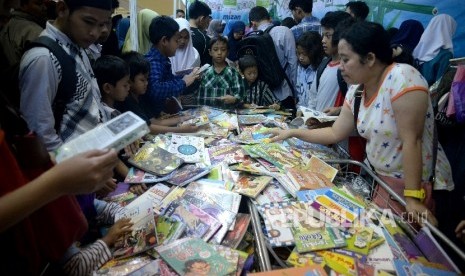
top-left (196, 36), bottom-right (245, 107)
top-left (289, 0), bottom-right (321, 41)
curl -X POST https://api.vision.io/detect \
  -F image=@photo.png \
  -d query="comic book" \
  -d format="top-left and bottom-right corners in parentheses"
top-left (232, 174), bottom-right (273, 198)
top-left (286, 168), bottom-right (334, 191)
top-left (292, 226), bottom-right (346, 253)
top-left (124, 167), bottom-right (173, 183)
top-left (221, 213), bottom-right (251, 249)
top-left (304, 156), bottom-right (339, 182)
top-left (166, 164), bottom-right (212, 187)
top-left (128, 143), bottom-right (183, 175)
top-left (155, 238), bottom-right (232, 276)
top-left (168, 134), bottom-right (206, 163)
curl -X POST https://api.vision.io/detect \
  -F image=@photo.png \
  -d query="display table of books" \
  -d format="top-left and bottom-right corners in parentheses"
top-left (90, 106), bottom-right (464, 275)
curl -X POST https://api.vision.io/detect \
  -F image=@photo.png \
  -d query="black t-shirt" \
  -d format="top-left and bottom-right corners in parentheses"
top-left (191, 27), bottom-right (211, 65)
top-left (116, 95), bottom-right (156, 125)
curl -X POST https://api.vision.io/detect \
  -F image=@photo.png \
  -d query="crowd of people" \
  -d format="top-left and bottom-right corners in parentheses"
top-left (0, 0), bottom-right (464, 273)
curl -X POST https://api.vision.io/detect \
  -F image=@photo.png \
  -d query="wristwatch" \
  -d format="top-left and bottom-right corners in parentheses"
top-left (404, 189), bottom-right (426, 202)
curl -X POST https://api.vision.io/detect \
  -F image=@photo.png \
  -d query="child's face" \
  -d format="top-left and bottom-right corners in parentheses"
top-left (209, 40), bottom-right (228, 65)
top-left (322, 26), bottom-right (336, 56)
top-left (178, 29), bottom-right (189, 49)
top-left (130, 73), bottom-right (149, 95)
top-left (296, 45), bottom-right (311, 67)
top-left (163, 31), bottom-right (180, 57)
top-left (110, 75), bottom-right (130, 101)
top-left (242, 66), bottom-right (258, 84)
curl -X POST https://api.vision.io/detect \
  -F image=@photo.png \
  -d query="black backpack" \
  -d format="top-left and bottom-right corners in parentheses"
top-left (237, 26), bottom-right (295, 95)
top-left (24, 36), bottom-right (77, 132)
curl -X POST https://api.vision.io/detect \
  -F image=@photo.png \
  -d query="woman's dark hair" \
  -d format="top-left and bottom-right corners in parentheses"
top-left (340, 21), bottom-right (393, 65)
top-left (188, 0), bottom-right (211, 19)
top-left (209, 35), bottom-right (229, 50)
top-left (238, 55), bottom-right (258, 71)
top-left (149, 16), bottom-right (179, 45)
top-left (93, 55), bottom-right (129, 91)
top-left (120, 51), bottom-right (150, 80)
top-left (296, 31), bottom-right (324, 69)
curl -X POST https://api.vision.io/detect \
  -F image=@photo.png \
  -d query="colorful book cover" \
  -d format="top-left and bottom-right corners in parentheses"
top-left (113, 209), bottom-right (157, 260)
top-left (158, 187), bottom-right (186, 214)
top-left (179, 113), bottom-right (209, 127)
top-left (221, 213), bottom-right (251, 249)
top-left (185, 183), bottom-right (241, 216)
top-left (210, 244), bottom-right (239, 274)
top-left (355, 260), bottom-right (375, 276)
top-left (124, 167), bottom-right (173, 183)
top-left (237, 114), bottom-right (267, 125)
top-left (166, 164), bottom-right (212, 187)
top-left (155, 237), bottom-right (233, 276)
top-left (286, 168), bottom-right (334, 190)
top-left (247, 265), bottom-right (328, 276)
top-left (126, 183), bottom-right (172, 215)
top-left (256, 157), bottom-right (280, 172)
top-left (317, 250), bottom-right (357, 275)
top-left (235, 250), bottom-right (249, 276)
top-left (285, 248), bottom-right (325, 268)
top-left (177, 199), bottom-right (222, 242)
top-left (273, 173), bottom-right (300, 197)
top-left (168, 134), bottom-right (206, 163)
top-left (128, 142), bottom-right (183, 175)
top-left (208, 144), bottom-right (246, 165)
top-left (243, 143), bottom-right (302, 170)
top-left (345, 227), bottom-right (375, 255)
top-left (232, 174), bottom-right (273, 198)
top-left (104, 191), bottom-right (137, 207)
top-left (304, 156), bottom-right (339, 182)
top-left (393, 260), bottom-right (457, 276)
top-left (210, 112), bottom-right (238, 130)
top-left (253, 180), bottom-right (293, 205)
top-left (292, 226), bottom-right (346, 253)
top-left (296, 188), bottom-right (331, 203)
top-left (155, 215), bottom-right (186, 245)
top-left (163, 200), bottom-right (210, 239)
top-left (181, 193), bottom-right (235, 244)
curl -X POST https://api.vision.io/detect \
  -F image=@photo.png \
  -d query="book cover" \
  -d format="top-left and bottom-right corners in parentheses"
top-left (56, 111), bottom-right (149, 162)
top-left (158, 259), bottom-right (178, 276)
top-left (287, 168), bottom-right (334, 191)
top-left (256, 158), bottom-right (280, 172)
top-left (181, 193), bottom-right (235, 244)
top-left (235, 250), bottom-right (249, 276)
top-left (285, 248), bottom-right (325, 268)
top-left (127, 183), bottom-right (172, 214)
top-left (163, 200), bottom-right (210, 239)
top-left (210, 244), bottom-right (239, 275)
top-left (166, 164), bottom-right (212, 187)
top-left (414, 227), bottom-right (458, 272)
top-left (155, 237), bottom-right (233, 276)
top-left (185, 183), bottom-right (241, 216)
top-left (158, 187), bottom-right (186, 214)
top-left (113, 209), bottom-right (157, 259)
top-left (155, 215), bottom-right (186, 245)
top-left (393, 260), bottom-right (456, 276)
top-left (296, 188), bottom-right (331, 203)
top-left (179, 113), bottom-right (209, 127)
top-left (304, 156), bottom-right (339, 182)
top-left (253, 180), bottom-right (293, 206)
top-left (124, 167), bottom-right (172, 183)
top-left (210, 112), bottom-right (239, 130)
top-left (243, 143), bottom-right (302, 170)
top-left (208, 144), bottom-right (246, 165)
top-left (292, 226), bottom-right (346, 253)
top-left (180, 199), bottom-right (222, 242)
top-left (104, 191), bottom-right (137, 207)
top-left (317, 250), bottom-right (357, 275)
top-left (345, 226), bottom-right (375, 255)
top-left (221, 213), bottom-right (251, 249)
top-left (248, 265), bottom-right (328, 276)
top-left (95, 256), bottom-right (153, 276)
top-left (232, 174), bottom-right (273, 198)
top-left (355, 260), bottom-right (375, 276)
top-left (273, 173), bottom-right (300, 197)
top-left (168, 134), bottom-right (206, 163)
top-left (128, 143), bottom-right (183, 176)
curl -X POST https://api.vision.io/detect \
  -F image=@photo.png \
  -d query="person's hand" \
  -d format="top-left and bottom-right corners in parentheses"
top-left (178, 124), bottom-right (200, 133)
top-left (263, 128), bottom-right (293, 143)
top-left (269, 103), bottom-right (280, 111)
top-left (101, 218), bottom-right (133, 247)
top-left (323, 106), bottom-right (342, 116)
top-left (404, 197), bottom-right (438, 226)
top-left (129, 183), bottom-right (148, 195)
top-left (220, 95), bottom-right (237, 104)
top-left (96, 178), bottom-right (118, 197)
top-left (455, 220), bottom-right (465, 241)
top-left (124, 140), bottom-right (141, 158)
top-left (52, 149), bottom-right (119, 195)
top-left (183, 70), bottom-right (200, 87)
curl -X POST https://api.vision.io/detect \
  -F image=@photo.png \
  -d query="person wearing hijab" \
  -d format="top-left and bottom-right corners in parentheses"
top-left (170, 18), bottom-right (201, 75)
top-left (122, 9), bottom-right (159, 54)
top-left (413, 14), bottom-right (457, 85)
top-left (391, 19), bottom-right (424, 52)
top-left (207, 19), bottom-right (225, 38)
top-left (226, 20), bottom-right (246, 62)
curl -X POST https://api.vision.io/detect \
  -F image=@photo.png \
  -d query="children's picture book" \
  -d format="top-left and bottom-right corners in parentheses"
top-left (155, 215), bottom-right (186, 245)
top-left (56, 111), bottom-right (149, 162)
top-left (292, 226), bottom-right (346, 253)
top-left (113, 206), bottom-right (157, 260)
top-left (248, 265), bottom-right (328, 276)
top-left (304, 156), bottom-right (339, 182)
top-left (232, 174), bottom-right (273, 198)
top-left (128, 143), bottom-right (184, 176)
top-left (181, 193), bottom-right (236, 244)
top-left (286, 168), bottom-right (334, 190)
top-left (208, 144), bottom-right (246, 165)
top-left (168, 134), bottom-right (206, 163)
top-left (163, 200), bottom-right (210, 239)
top-left (155, 237), bottom-right (233, 276)
top-left (344, 226), bottom-right (374, 255)
top-left (221, 213), bottom-right (251, 249)
top-left (285, 248), bottom-right (325, 268)
top-left (237, 114), bottom-right (267, 125)
top-left (166, 164), bottom-right (212, 187)
top-left (124, 167), bottom-right (173, 183)
top-left (252, 180), bottom-right (293, 206)
top-left (127, 183), bottom-right (172, 214)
